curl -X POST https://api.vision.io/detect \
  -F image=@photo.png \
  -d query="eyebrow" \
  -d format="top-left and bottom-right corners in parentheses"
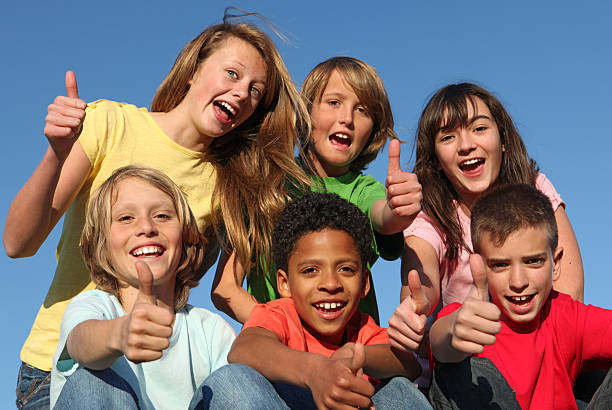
top-left (468, 114), bottom-right (492, 125)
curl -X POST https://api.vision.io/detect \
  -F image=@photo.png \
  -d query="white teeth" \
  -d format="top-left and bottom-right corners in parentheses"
top-left (132, 246), bottom-right (163, 256)
top-left (461, 158), bottom-right (481, 166)
top-left (316, 302), bottom-right (343, 310)
top-left (333, 133), bottom-right (350, 140)
top-left (511, 295), bottom-right (529, 302)
top-left (219, 101), bottom-right (236, 116)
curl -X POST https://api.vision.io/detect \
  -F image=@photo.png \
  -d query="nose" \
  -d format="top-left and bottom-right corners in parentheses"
top-left (233, 81), bottom-right (250, 101)
top-left (136, 216), bottom-right (158, 237)
top-left (508, 265), bottom-right (529, 292)
top-left (338, 107), bottom-right (354, 129)
top-left (457, 129), bottom-right (476, 154)
top-left (318, 271), bottom-right (343, 294)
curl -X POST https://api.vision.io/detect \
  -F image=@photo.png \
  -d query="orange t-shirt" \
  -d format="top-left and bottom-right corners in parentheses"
top-left (244, 297), bottom-right (389, 384)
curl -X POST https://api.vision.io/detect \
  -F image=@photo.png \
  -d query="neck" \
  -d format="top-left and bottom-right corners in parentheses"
top-left (308, 151), bottom-right (349, 178)
top-left (149, 107), bottom-right (214, 153)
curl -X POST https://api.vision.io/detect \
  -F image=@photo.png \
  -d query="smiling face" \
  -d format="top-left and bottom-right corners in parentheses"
top-left (480, 227), bottom-right (561, 326)
top-left (277, 228), bottom-right (370, 345)
top-left (181, 36), bottom-right (267, 140)
top-left (308, 70), bottom-right (374, 177)
top-left (434, 97), bottom-right (503, 210)
top-left (109, 177), bottom-right (182, 294)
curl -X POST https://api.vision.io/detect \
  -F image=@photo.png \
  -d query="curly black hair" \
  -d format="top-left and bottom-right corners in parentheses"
top-left (272, 192), bottom-right (374, 272)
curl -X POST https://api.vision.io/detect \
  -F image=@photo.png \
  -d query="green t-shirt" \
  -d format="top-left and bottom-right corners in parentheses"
top-left (247, 171), bottom-right (404, 324)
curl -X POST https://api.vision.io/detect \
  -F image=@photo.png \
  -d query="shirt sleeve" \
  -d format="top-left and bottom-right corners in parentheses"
top-left (536, 173), bottom-right (564, 210)
top-left (404, 211), bottom-right (445, 260)
top-left (244, 302), bottom-right (291, 345)
top-left (78, 100), bottom-right (119, 169)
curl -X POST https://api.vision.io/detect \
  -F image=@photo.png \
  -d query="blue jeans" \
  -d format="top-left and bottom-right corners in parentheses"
top-left (190, 363), bottom-right (432, 409)
top-left (16, 362), bottom-right (50, 409)
top-left (54, 367), bottom-right (140, 409)
top-left (429, 357), bottom-right (521, 410)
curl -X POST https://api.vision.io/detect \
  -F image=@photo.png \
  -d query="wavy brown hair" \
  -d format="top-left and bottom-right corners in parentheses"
top-left (151, 11), bottom-right (311, 272)
top-left (299, 57), bottom-right (397, 173)
top-left (414, 83), bottom-right (538, 265)
top-left (81, 166), bottom-right (205, 311)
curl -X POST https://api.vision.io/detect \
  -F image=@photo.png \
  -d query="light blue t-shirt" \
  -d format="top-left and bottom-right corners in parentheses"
top-left (50, 290), bottom-right (235, 409)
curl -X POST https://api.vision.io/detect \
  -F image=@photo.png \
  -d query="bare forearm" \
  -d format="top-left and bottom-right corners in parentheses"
top-left (363, 344), bottom-right (421, 380)
top-left (371, 199), bottom-right (416, 235)
top-left (553, 207), bottom-right (584, 301)
top-left (228, 329), bottom-right (324, 388)
top-left (66, 318), bottom-right (124, 370)
top-left (4, 147), bottom-right (64, 257)
top-left (429, 314), bottom-right (470, 363)
top-left (211, 250), bottom-right (259, 323)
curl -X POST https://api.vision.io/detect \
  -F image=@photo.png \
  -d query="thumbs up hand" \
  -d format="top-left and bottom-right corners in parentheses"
top-left (450, 254), bottom-right (501, 355)
top-left (385, 139), bottom-right (422, 228)
top-left (120, 262), bottom-right (174, 363)
top-left (388, 269), bottom-right (430, 353)
top-left (44, 71), bottom-right (87, 160)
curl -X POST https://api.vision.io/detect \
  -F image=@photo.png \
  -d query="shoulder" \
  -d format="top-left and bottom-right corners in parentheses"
top-left (350, 311), bottom-right (388, 345)
top-left (181, 304), bottom-right (236, 341)
top-left (85, 99), bottom-right (147, 115)
top-left (535, 173), bottom-right (564, 210)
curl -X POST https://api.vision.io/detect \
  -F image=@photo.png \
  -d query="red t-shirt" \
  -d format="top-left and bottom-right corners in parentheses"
top-left (437, 291), bottom-right (612, 410)
top-left (244, 297), bottom-right (389, 384)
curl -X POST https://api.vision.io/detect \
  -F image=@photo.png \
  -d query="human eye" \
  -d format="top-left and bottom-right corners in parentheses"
top-left (525, 256), bottom-right (545, 266)
top-left (116, 214), bottom-right (133, 223)
top-left (355, 105), bottom-right (369, 116)
top-left (474, 125), bottom-right (488, 133)
top-left (154, 213), bottom-right (172, 221)
top-left (327, 99), bottom-right (340, 107)
top-left (488, 261), bottom-right (508, 271)
top-left (439, 134), bottom-right (454, 143)
top-left (226, 69), bottom-right (238, 79)
top-left (301, 266), bottom-right (318, 275)
top-left (249, 85), bottom-right (261, 98)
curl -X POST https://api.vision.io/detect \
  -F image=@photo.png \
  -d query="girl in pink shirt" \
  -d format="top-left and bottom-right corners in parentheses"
top-left (387, 83), bottom-right (584, 383)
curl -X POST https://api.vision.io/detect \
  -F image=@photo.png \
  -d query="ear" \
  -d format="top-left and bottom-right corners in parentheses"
top-left (359, 269), bottom-right (371, 299)
top-left (276, 269), bottom-right (292, 298)
top-left (552, 246), bottom-right (563, 281)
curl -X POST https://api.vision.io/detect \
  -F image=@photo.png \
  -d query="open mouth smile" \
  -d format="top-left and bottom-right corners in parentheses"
top-left (328, 133), bottom-right (352, 148)
top-left (213, 100), bottom-right (237, 123)
top-left (459, 158), bottom-right (485, 172)
top-left (130, 245), bottom-right (165, 258)
top-left (313, 301), bottom-right (347, 320)
top-left (505, 294), bottom-right (535, 306)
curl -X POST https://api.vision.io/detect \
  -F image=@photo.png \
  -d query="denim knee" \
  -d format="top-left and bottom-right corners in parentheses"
top-left (373, 377), bottom-right (433, 410)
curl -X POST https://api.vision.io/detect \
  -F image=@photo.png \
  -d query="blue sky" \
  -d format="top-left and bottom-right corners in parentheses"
top-left (1, 0), bottom-right (610, 404)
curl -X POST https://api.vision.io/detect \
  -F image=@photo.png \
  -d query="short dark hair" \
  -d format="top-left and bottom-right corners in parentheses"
top-left (272, 193), bottom-right (374, 272)
top-left (471, 183), bottom-right (558, 253)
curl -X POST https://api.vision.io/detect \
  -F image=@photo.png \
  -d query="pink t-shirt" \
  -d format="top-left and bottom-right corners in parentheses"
top-left (404, 173), bottom-right (563, 306)
top-left (437, 292), bottom-right (612, 410)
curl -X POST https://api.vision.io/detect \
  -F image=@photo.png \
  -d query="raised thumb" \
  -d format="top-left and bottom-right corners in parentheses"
top-left (135, 261), bottom-right (157, 306)
top-left (469, 253), bottom-right (489, 302)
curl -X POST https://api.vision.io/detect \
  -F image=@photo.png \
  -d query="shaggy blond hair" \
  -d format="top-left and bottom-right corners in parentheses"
top-left (81, 166), bottom-right (205, 311)
top-left (300, 56), bottom-right (397, 173)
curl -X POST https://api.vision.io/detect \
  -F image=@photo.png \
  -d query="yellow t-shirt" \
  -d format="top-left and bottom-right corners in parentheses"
top-left (21, 100), bottom-right (218, 371)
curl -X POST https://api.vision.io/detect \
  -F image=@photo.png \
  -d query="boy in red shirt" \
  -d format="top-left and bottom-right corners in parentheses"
top-left (429, 184), bottom-right (612, 410)
top-left (197, 193), bottom-right (430, 409)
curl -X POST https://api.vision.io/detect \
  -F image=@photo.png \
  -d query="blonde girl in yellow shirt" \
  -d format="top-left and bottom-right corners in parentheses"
top-left (4, 11), bottom-right (310, 409)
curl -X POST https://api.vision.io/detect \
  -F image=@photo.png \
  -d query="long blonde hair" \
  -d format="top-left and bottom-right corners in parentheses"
top-left (151, 11), bottom-right (311, 272)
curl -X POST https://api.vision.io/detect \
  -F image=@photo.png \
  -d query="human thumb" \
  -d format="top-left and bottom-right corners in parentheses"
top-left (135, 261), bottom-right (157, 306)
top-left (65, 70), bottom-right (79, 99)
top-left (387, 139), bottom-right (402, 177)
top-left (469, 253), bottom-right (489, 302)
top-left (408, 269), bottom-right (429, 316)
top-left (350, 343), bottom-right (366, 377)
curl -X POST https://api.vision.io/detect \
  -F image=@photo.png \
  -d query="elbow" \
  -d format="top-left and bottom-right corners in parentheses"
top-left (3, 237), bottom-right (36, 259)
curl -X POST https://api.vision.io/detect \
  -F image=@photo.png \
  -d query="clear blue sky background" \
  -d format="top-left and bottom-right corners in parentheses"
top-left (1, 0), bottom-right (610, 405)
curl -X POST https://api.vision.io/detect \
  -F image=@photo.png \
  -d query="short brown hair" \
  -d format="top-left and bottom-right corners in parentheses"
top-left (81, 166), bottom-right (205, 310)
top-left (471, 183), bottom-right (558, 253)
top-left (300, 56), bottom-right (397, 172)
